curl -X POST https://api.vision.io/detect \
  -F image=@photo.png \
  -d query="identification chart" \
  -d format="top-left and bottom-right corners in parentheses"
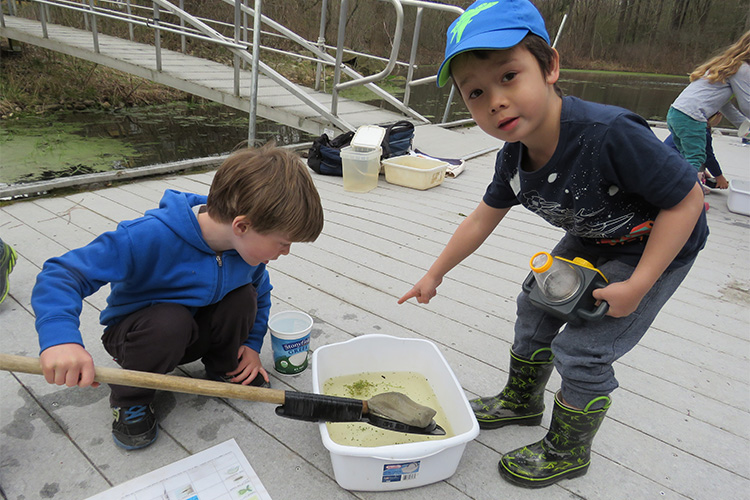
top-left (85, 439), bottom-right (272, 500)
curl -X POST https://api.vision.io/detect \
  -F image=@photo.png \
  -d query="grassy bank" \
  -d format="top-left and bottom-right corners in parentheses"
top-left (0, 43), bottom-right (191, 117)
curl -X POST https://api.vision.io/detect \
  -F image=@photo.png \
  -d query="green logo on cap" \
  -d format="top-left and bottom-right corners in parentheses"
top-left (450, 1), bottom-right (498, 44)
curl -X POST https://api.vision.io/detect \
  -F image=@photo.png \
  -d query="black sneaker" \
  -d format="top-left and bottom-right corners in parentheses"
top-left (0, 240), bottom-right (17, 305)
top-left (112, 404), bottom-right (158, 450)
top-left (205, 368), bottom-right (270, 388)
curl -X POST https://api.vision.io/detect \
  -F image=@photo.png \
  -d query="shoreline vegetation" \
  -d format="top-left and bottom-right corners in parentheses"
top-left (0, 42), bottom-right (692, 121)
top-left (3, 0), bottom-right (748, 119)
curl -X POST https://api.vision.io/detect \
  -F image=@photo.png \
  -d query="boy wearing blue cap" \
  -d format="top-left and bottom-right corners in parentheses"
top-left (399, 0), bottom-right (707, 489)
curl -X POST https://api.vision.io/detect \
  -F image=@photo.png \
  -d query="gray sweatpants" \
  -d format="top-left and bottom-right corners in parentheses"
top-left (512, 235), bottom-right (694, 409)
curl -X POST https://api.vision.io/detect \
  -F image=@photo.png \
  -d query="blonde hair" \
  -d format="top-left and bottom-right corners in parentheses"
top-left (690, 31), bottom-right (750, 83)
top-left (207, 143), bottom-right (324, 242)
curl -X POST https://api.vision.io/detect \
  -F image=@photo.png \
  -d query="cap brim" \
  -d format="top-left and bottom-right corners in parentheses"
top-left (437, 28), bottom-right (529, 87)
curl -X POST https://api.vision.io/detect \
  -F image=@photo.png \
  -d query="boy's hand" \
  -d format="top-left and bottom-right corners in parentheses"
top-left (592, 279), bottom-right (647, 318)
top-left (228, 345), bottom-right (269, 385)
top-left (39, 343), bottom-right (99, 388)
top-left (398, 274), bottom-right (443, 304)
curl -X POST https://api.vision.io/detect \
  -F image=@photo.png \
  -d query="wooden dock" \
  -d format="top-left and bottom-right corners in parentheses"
top-left (0, 15), bottom-right (419, 137)
top-left (1, 125), bottom-right (748, 499)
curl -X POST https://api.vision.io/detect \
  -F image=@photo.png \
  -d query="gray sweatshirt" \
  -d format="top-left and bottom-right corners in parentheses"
top-left (671, 62), bottom-right (750, 127)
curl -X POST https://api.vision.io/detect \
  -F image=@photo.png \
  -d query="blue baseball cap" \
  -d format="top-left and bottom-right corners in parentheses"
top-left (437, 0), bottom-right (550, 87)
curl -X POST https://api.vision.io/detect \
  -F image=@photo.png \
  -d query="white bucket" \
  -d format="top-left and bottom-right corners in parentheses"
top-left (727, 179), bottom-right (750, 216)
top-left (312, 334), bottom-right (479, 491)
top-left (341, 146), bottom-right (381, 193)
top-left (738, 119), bottom-right (750, 140)
top-left (268, 310), bottom-right (313, 375)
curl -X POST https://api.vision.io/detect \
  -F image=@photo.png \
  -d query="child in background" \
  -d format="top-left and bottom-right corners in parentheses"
top-left (399, 0), bottom-right (707, 488)
top-left (664, 112), bottom-right (729, 190)
top-left (667, 32), bottom-right (750, 198)
top-left (32, 144), bottom-right (324, 450)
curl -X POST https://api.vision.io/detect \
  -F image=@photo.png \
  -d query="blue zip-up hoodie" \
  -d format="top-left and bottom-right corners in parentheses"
top-left (32, 190), bottom-right (272, 354)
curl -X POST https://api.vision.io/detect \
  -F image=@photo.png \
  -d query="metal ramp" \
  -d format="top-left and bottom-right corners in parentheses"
top-left (0, 16), bottom-right (404, 137)
top-left (0, 0), bottom-right (465, 138)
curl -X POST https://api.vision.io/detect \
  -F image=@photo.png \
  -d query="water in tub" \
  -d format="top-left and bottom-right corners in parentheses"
top-left (323, 371), bottom-right (453, 446)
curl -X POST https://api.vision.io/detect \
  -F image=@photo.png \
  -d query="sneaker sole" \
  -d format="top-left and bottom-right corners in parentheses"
top-left (112, 427), bottom-right (158, 450)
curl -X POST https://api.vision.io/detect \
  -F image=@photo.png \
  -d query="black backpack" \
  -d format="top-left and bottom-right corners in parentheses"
top-left (307, 120), bottom-right (415, 176)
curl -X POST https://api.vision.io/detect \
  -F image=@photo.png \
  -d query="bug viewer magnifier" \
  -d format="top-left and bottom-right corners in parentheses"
top-left (522, 252), bottom-right (609, 322)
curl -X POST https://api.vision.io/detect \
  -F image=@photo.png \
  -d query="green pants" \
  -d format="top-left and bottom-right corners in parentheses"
top-left (666, 106), bottom-right (706, 172)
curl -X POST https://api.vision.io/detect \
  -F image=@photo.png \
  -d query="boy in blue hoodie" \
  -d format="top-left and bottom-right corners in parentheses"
top-left (32, 144), bottom-right (324, 450)
top-left (399, 0), bottom-right (707, 489)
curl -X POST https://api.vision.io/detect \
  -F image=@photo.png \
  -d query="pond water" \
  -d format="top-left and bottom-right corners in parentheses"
top-left (0, 102), bottom-right (313, 185)
top-left (0, 70), bottom-right (716, 185)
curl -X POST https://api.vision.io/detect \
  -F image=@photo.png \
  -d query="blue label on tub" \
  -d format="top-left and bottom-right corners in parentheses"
top-left (382, 461), bottom-right (420, 482)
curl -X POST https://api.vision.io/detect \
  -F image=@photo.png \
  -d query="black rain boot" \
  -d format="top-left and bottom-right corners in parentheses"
top-left (498, 391), bottom-right (611, 488)
top-left (470, 348), bottom-right (554, 429)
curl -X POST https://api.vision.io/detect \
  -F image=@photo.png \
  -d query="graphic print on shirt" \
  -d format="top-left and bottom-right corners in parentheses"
top-left (521, 189), bottom-right (638, 239)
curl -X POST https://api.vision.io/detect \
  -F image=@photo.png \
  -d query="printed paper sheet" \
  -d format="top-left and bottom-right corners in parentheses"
top-left (85, 439), bottom-right (271, 500)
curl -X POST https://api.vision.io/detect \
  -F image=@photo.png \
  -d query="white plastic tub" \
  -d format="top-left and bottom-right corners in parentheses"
top-left (382, 155), bottom-right (448, 190)
top-left (727, 179), bottom-right (750, 216)
top-left (312, 334), bottom-right (479, 491)
top-left (341, 146), bottom-right (381, 193)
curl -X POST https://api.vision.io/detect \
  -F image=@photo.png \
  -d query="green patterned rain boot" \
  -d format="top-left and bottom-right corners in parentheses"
top-left (470, 348), bottom-right (554, 429)
top-left (0, 239), bottom-right (17, 305)
top-left (498, 391), bottom-right (611, 488)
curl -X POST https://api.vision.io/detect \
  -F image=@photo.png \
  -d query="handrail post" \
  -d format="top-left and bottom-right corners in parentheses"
top-left (88, 0), bottom-right (99, 53)
top-left (242, 0), bottom-right (249, 69)
top-left (233, 0), bottom-right (241, 96)
top-left (153, 2), bottom-right (162, 71)
top-left (331, 0), bottom-right (348, 116)
top-left (38, 0), bottom-right (48, 38)
top-left (248, 0), bottom-right (262, 145)
top-left (403, 6), bottom-right (424, 108)
top-left (441, 85), bottom-right (456, 124)
top-left (126, 0), bottom-right (134, 41)
top-left (314, 0), bottom-right (328, 91)
top-left (8, 0), bottom-right (18, 17)
top-left (179, 0), bottom-right (186, 52)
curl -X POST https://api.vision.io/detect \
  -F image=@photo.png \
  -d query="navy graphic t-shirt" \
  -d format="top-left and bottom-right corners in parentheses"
top-left (483, 96), bottom-right (708, 269)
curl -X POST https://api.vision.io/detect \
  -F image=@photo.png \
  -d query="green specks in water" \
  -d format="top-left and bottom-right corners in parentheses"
top-left (344, 379), bottom-right (376, 398)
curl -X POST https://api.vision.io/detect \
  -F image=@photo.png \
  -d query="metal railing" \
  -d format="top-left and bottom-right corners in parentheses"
top-left (1, 0), bottom-right (465, 139)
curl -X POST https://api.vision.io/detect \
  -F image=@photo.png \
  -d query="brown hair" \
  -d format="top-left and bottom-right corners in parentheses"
top-left (206, 143), bottom-right (324, 242)
top-left (452, 34), bottom-right (563, 97)
top-left (690, 31), bottom-right (750, 84)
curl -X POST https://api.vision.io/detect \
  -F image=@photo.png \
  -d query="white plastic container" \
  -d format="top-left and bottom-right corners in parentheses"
top-left (341, 146), bottom-right (381, 193)
top-left (382, 155), bottom-right (448, 190)
top-left (312, 334), bottom-right (479, 491)
top-left (727, 179), bottom-right (750, 216)
top-left (351, 125), bottom-right (386, 152)
top-left (268, 310), bottom-right (313, 375)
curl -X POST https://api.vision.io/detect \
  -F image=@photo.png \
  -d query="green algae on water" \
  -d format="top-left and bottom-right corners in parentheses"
top-left (343, 379), bottom-right (376, 398)
top-left (0, 114), bottom-right (138, 184)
